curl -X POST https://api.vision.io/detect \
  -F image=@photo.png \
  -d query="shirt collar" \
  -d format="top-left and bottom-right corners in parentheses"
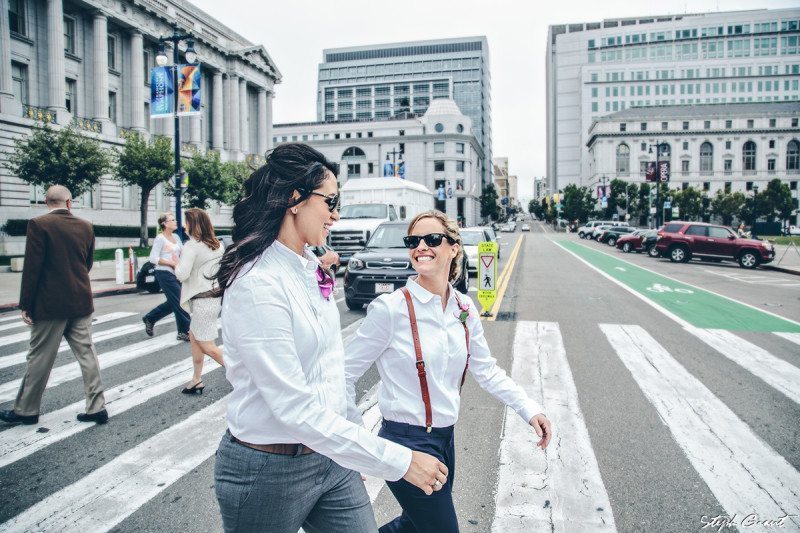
top-left (405, 276), bottom-right (456, 306)
top-left (271, 239), bottom-right (319, 272)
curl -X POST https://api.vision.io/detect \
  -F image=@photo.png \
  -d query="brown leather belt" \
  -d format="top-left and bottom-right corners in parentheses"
top-left (232, 435), bottom-right (314, 456)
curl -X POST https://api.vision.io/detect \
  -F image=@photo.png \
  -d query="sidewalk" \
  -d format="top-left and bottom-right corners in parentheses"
top-left (763, 242), bottom-right (800, 276)
top-left (0, 260), bottom-right (139, 312)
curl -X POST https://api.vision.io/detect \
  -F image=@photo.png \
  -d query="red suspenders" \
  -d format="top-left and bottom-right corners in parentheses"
top-left (400, 287), bottom-right (471, 433)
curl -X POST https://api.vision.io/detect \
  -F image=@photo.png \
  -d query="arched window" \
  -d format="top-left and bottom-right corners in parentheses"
top-left (743, 141), bottom-right (756, 172)
top-left (787, 139), bottom-right (800, 173)
top-left (616, 143), bottom-right (630, 176)
top-left (342, 146), bottom-right (366, 158)
top-left (700, 142), bottom-right (713, 174)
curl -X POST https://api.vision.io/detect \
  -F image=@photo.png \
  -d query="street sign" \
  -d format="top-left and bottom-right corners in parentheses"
top-left (477, 241), bottom-right (498, 314)
top-left (650, 207), bottom-right (657, 214)
top-left (664, 201), bottom-right (672, 209)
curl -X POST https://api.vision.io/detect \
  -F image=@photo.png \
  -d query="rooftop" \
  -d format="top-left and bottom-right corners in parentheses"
top-left (599, 101), bottom-right (800, 121)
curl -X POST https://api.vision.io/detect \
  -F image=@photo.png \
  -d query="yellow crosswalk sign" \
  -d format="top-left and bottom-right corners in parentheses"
top-left (477, 241), bottom-right (498, 315)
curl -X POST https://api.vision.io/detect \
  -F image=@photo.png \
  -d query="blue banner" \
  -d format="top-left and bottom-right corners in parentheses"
top-left (383, 160), bottom-right (394, 177)
top-left (150, 66), bottom-right (174, 117)
top-left (398, 161), bottom-right (405, 179)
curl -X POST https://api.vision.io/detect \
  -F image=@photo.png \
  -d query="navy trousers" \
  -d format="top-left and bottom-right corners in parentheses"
top-left (144, 270), bottom-right (190, 334)
top-left (379, 420), bottom-right (459, 533)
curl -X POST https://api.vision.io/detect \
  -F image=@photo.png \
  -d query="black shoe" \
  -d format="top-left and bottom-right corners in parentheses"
top-left (77, 409), bottom-right (109, 424)
top-left (177, 332), bottom-right (190, 342)
top-left (181, 381), bottom-right (205, 395)
top-left (0, 409), bottom-right (38, 425)
top-left (142, 317), bottom-right (155, 337)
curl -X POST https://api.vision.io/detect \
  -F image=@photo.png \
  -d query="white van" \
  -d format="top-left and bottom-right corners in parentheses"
top-left (577, 220), bottom-right (627, 239)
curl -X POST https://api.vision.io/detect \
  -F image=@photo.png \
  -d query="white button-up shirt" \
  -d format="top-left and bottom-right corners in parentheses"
top-left (222, 240), bottom-right (412, 481)
top-left (345, 277), bottom-right (542, 429)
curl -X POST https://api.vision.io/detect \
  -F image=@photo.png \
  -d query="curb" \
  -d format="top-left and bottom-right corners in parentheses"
top-left (0, 285), bottom-right (140, 313)
top-left (762, 264), bottom-right (800, 276)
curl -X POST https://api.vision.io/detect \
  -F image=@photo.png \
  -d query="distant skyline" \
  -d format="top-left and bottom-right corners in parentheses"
top-left (189, 0), bottom-right (798, 203)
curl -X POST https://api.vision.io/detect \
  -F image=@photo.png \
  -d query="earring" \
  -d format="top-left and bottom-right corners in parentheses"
top-left (291, 208), bottom-right (298, 215)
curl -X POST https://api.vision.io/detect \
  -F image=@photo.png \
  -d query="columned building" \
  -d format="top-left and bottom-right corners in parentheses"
top-left (274, 99), bottom-right (484, 227)
top-left (0, 0), bottom-right (280, 230)
top-left (492, 156), bottom-right (509, 200)
top-left (586, 102), bottom-right (799, 210)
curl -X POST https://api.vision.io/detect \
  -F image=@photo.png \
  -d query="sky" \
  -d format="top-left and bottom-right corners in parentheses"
top-left (189, 0), bottom-right (797, 203)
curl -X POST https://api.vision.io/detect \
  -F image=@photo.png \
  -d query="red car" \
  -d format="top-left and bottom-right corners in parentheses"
top-left (654, 221), bottom-right (775, 269)
top-left (616, 229), bottom-right (659, 256)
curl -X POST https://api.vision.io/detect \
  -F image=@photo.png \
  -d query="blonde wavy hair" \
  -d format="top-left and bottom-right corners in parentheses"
top-left (406, 210), bottom-right (463, 283)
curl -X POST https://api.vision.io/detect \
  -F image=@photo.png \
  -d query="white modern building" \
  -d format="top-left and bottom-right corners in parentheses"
top-left (0, 0), bottom-right (280, 233)
top-left (273, 99), bottom-right (484, 227)
top-left (546, 7), bottom-right (800, 192)
top-left (317, 37), bottom-right (493, 188)
top-left (586, 102), bottom-right (799, 199)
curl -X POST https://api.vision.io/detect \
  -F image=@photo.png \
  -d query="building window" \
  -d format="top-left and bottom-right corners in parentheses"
top-left (724, 159), bottom-right (733, 174)
top-left (9, 0), bottom-right (26, 36)
top-left (30, 184), bottom-right (45, 204)
top-left (640, 122), bottom-right (647, 131)
top-left (747, 119), bottom-right (754, 128)
top-left (108, 91), bottom-right (117, 123)
top-left (616, 143), bottom-right (630, 176)
top-left (700, 142), bottom-right (713, 174)
top-left (639, 161), bottom-right (649, 176)
top-left (456, 161), bottom-right (465, 172)
top-left (792, 118), bottom-right (799, 127)
top-left (434, 160), bottom-right (445, 172)
top-left (143, 50), bottom-right (151, 85)
top-left (682, 121), bottom-right (689, 130)
top-left (704, 120), bottom-right (711, 129)
top-left (661, 121), bottom-right (668, 130)
top-left (433, 142), bottom-right (445, 154)
top-left (399, 130), bottom-right (405, 136)
top-left (768, 158), bottom-right (776, 173)
top-left (725, 119), bottom-right (733, 128)
top-left (347, 164), bottom-right (361, 177)
top-left (620, 123), bottom-right (626, 132)
top-left (434, 123), bottom-right (444, 133)
top-left (724, 181), bottom-right (732, 193)
top-left (368, 162), bottom-right (374, 175)
top-left (342, 146), bottom-right (366, 158)
top-left (681, 160), bottom-right (690, 174)
top-left (456, 143), bottom-right (464, 154)
top-left (742, 141), bottom-right (756, 172)
top-left (64, 16), bottom-right (76, 54)
top-left (725, 140), bottom-right (732, 150)
top-left (11, 61), bottom-right (28, 104)
top-left (769, 118), bottom-right (776, 127)
top-left (108, 35), bottom-right (117, 70)
top-left (703, 182), bottom-right (710, 191)
top-left (65, 78), bottom-right (77, 114)
top-left (640, 142), bottom-right (647, 151)
top-left (683, 141), bottom-right (689, 150)
top-left (787, 140), bottom-right (800, 173)
top-left (120, 185), bottom-right (134, 209)
top-left (746, 181), bottom-right (753, 191)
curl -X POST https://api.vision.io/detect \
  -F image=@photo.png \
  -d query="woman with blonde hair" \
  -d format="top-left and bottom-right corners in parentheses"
top-left (175, 208), bottom-right (225, 394)
top-left (143, 212), bottom-right (190, 341)
top-left (345, 210), bottom-right (552, 533)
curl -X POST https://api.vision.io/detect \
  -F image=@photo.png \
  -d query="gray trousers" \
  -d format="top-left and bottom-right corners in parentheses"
top-left (215, 431), bottom-right (378, 533)
top-left (14, 314), bottom-right (106, 416)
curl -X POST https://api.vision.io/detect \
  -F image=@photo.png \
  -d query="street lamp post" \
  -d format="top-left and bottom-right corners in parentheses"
top-left (156, 27), bottom-right (198, 239)
top-left (648, 142), bottom-right (669, 228)
top-left (752, 184), bottom-right (759, 239)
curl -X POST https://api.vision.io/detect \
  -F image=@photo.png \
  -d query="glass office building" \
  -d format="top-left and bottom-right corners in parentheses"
top-left (317, 37), bottom-right (492, 185)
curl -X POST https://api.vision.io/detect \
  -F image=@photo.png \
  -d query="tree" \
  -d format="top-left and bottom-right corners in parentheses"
top-left (113, 133), bottom-right (173, 247)
top-left (672, 187), bottom-right (704, 221)
top-left (182, 151), bottom-right (226, 210)
top-left (220, 160), bottom-right (252, 205)
top-left (5, 124), bottom-right (112, 198)
top-left (529, 198), bottom-right (545, 220)
top-left (760, 178), bottom-right (794, 224)
top-left (711, 190), bottom-right (745, 226)
top-left (480, 184), bottom-right (500, 221)
top-left (561, 184), bottom-right (595, 223)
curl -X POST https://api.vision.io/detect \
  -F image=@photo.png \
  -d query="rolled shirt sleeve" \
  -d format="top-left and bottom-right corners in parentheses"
top-left (148, 235), bottom-right (164, 266)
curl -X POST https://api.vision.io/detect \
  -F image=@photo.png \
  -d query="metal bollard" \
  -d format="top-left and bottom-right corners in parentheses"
top-left (115, 249), bottom-right (125, 285)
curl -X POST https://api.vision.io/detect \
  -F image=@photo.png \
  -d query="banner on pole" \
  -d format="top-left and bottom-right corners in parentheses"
top-left (177, 64), bottom-right (201, 116)
top-left (150, 66), bottom-right (174, 117)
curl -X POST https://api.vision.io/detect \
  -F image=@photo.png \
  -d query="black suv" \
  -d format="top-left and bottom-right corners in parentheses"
top-left (343, 222), bottom-right (469, 310)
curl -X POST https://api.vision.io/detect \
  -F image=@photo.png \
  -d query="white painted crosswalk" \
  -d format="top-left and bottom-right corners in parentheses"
top-left (0, 312), bottom-right (136, 348)
top-left (0, 310), bottom-right (798, 531)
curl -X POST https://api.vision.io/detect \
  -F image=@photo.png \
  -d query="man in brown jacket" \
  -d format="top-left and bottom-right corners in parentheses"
top-left (0, 185), bottom-right (108, 426)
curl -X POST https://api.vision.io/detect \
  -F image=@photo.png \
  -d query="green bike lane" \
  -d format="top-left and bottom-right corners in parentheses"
top-left (554, 239), bottom-right (800, 333)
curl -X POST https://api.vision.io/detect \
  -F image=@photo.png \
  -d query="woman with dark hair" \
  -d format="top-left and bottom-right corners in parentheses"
top-left (345, 210), bottom-right (552, 533)
top-left (213, 143), bottom-right (449, 533)
top-left (142, 212), bottom-right (191, 341)
top-left (175, 208), bottom-right (225, 394)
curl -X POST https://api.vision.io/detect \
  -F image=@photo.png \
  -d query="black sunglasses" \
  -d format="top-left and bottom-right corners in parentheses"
top-left (403, 233), bottom-right (458, 249)
top-left (294, 188), bottom-right (340, 212)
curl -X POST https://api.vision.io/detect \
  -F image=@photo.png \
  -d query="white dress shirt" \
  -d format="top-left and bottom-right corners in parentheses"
top-left (345, 277), bottom-right (542, 429)
top-left (222, 240), bottom-right (412, 481)
top-left (148, 233), bottom-right (183, 273)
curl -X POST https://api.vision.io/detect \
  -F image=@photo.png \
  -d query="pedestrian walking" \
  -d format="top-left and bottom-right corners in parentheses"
top-left (174, 208), bottom-right (225, 394)
top-left (142, 212), bottom-right (191, 341)
top-left (345, 210), bottom-right (553, 533)
top-left (212, 143), bottom-right (449, 533)
top-left (0, 185), bottom-right (108, 426)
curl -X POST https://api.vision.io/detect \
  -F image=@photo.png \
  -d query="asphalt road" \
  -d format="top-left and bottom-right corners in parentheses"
top-left (0, 226), bottom-right (798, 532)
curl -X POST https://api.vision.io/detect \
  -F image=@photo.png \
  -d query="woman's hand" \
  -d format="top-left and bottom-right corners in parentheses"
top-left (529, 414), bottom-right (552, 449)
top-left (403, 450), bottom-right (449, 495)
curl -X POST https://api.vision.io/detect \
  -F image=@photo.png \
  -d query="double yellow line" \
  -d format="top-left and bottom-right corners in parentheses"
top-left (483, 234), bottom-right (525, 321)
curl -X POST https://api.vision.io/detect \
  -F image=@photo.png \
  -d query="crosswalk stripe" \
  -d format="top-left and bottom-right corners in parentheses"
top-left (0, 316), bottom-right (175, 371)
top-left (0, 320), bottom-right (27, 333)
top-left (600, 324), bottom-right (800, 525)
top-left (686, 327), bottom-right (800, 406)
top-left (0, 356), bottom-right (222, 469)
top-left (0, 396), bottom-right (230, 532)
top-left (492, 321), bottom-right (616, 532)
top-left (0, 312), bottom-right (136, 348)
top-left (775, 332), bottom-right (800, 347)
top-left (0, 315), bottom-right (21, 323)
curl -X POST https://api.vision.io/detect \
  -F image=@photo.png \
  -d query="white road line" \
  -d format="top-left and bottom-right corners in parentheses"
top-left (0, 356), bottom-right (222, 468)
top-left (686, 327), bottom-right (800, 405)
top-left (775, 332), bottom-right (800, 347)
top-left (600, 324), bottom-right (800, 525)
top-left (493, 321), bottom-right (616, 532)
top-left (0, 315), bottom-right (21, 323)
top-left (0, 316), bottom-right (176, 371)
top-left (0, 321), bottom-right (27, 333)
top-left (0, 396), bottom-right (230, 532)
top-left (0, 312), bottom-right (136, 348)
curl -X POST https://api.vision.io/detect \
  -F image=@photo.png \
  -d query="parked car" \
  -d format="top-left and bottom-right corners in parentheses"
top-left (460, 227), bottom-right (495, 274)
top-left (464, 225), bottom-right (501, 261)
top-left (598, 226), bottom-right (637, 246)
top-left (578, 220), bottom-right (628, 239)
top-left (591, 224), bottom-right (616, 240)
top-left (343, 222), bottom-right (469, 310)
top-left (521, 223), bottom-right (531, 232)
top-left (616, 229), bottom-right (659, 255)
top-left (782, 225), bottom-right (800, 236)
top-left (655, 221), bottom-right (775, 269)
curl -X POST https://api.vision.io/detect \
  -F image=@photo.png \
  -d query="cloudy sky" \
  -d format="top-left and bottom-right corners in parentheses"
top-left (190, 0), bottom-right (796, 200)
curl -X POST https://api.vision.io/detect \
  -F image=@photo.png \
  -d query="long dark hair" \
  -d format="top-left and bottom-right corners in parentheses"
top-left (184, 208), bottom-right (220, 250)
top-left (214, 143), bottom-right (339, 296)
